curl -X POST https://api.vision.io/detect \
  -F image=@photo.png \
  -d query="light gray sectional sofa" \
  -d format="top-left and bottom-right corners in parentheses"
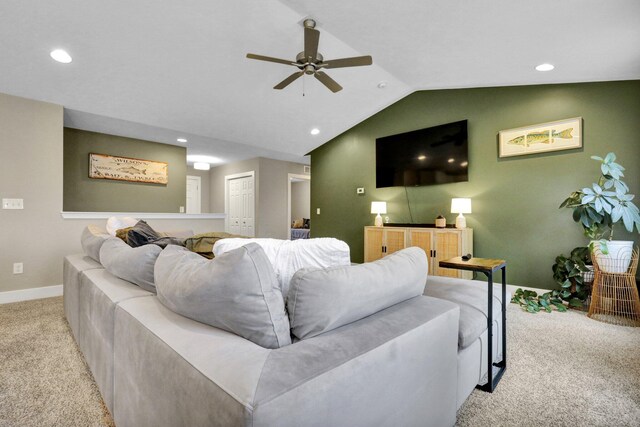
top-left (64, 226), bottom-right (507, 427)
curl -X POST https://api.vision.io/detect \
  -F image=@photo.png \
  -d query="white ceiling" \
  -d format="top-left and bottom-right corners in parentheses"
top-left (1, 1), bottom-right (638, 165)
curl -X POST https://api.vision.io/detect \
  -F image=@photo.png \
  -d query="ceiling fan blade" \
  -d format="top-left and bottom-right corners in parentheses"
top-left (320, 55), bottom-right (373, 69)
top-left (246, 53), bottom-right (296, 66)
top-left (304, 27), bottom-right (320, 62)
top-left (314, 71), bottom-right (342, 93)
top-left (274, 71), bottom-right (304, 90)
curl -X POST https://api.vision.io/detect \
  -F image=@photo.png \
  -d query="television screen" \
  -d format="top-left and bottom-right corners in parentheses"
top-left (376, 120), bottom-right (468, 188)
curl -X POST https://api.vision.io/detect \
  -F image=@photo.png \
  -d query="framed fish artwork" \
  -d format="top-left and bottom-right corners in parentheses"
top-left (498, 117), bottom-right (582, 158)
top-left (89, 153), bottom-right (168, 184)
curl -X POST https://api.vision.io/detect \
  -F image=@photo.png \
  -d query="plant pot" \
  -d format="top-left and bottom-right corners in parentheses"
top-left (592, 240), bottom-right (634, 273)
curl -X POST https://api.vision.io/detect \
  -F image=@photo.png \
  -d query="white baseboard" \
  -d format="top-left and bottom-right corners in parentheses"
top-left (0, 284), bottom-right (63, 304)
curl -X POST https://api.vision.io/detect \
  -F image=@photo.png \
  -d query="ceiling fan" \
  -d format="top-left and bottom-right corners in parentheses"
top-left (246, 19), bottom-right (373, 93)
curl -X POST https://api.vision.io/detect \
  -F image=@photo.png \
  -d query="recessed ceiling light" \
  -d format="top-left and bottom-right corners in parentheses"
top-left (187, 155), bottom-right (222, 164)
top-left (377, 81), bottom-right (387, 89)
top-left (177, 138), bottom-right (187, 143)
top-left (310, 128), bottom-right (320, 135)
top-left (448, 158), bottom-right (455, 163)
top-left (535, 63), bottom-right (554, 71)
top-left (193, 162), bottom-right (210, 171)
top-left (417, 155), bottom-right (426, 160)
top-left (50, 49), bottom-right (72, 64)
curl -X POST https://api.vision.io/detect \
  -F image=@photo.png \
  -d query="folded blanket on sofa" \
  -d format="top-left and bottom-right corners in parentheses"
top-left (183, 232), bottom-right (246, 259)
top-left (213, 237), bottom-right (351, 296)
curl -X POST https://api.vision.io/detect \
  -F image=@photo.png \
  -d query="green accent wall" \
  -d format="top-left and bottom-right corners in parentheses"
top-left (310, 80), bottom-right (640, 289)
top-left (63, 128), bottom-right (187, 212)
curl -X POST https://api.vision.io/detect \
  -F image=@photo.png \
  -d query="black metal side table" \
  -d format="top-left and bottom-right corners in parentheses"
top-left (439, 256), bottom-right (507, 392)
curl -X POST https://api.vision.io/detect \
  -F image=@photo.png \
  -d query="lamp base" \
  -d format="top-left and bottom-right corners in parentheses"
top-left (455, 213), bottom-right (466, 229)
top-left (374, 213), bottom-right (383, 227)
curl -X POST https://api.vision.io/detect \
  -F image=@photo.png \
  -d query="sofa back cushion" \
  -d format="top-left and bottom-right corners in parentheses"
top-left (154, 244), bottom-right (291, 349)
top-left (81, 225), bottom-right (110, 263)
top-left (287, 246), bottom-right (428, 340)
top-left (99, 237), bottom-right (161, 293)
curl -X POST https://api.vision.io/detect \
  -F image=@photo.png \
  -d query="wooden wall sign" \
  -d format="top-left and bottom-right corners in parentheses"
top-left (89, 153), bottom-right (168, 184)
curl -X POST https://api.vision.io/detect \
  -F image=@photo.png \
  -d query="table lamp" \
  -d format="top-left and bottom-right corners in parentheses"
top-left (451, 198), bottom-right (471, 229)
top-left (371, 201), bottom-right (387, 227)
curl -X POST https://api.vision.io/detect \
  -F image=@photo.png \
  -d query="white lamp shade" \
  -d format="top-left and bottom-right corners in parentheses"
top-left (451, 198), bottom-right (472, 214)
top-left (371, 201), bottom-right (387, 214)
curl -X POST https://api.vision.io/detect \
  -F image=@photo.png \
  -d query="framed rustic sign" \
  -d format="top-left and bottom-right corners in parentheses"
top-left (89, 153), bottom-right (168, 184)
top-left (498, 117), bottom-right (582, 158)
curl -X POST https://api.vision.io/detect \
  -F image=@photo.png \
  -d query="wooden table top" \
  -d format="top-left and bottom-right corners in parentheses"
top-left (439, 257), bottom-right (506, 272)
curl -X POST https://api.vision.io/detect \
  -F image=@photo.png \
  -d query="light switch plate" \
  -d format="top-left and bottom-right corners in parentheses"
top-left (316, 208), bottom-right (321, 215)
top-left (13, 262), bottom-right (23, 274)
top-left (2, 198), bottom-right (24, 209)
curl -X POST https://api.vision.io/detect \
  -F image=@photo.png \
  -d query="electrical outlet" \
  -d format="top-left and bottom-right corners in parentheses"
top-left (356, 187), bottom-right (365, 195)
top-left (13, 262), bottom-right (23, 274)
top-left (3, 198), bottom-right (24, 209)
top-left (179, 206), bottom-right (185, 213)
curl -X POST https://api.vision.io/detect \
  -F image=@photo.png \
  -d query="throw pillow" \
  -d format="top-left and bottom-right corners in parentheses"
top-left (81, 225), bottom-right (110, 263)
top-left (99, 237), bottom-right (161, 293)
top-left (155, 244), bottom-right (291, 349)
top-left (287, 246), bottom-right (428, 340)
top-left (292, 219), bottom-right (304, 229)
top-left (106, 216), bottom-right (138, 236)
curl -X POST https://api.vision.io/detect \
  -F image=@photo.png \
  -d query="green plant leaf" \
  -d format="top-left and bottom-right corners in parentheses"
top-left (569, 298), bottom-right (583, 308)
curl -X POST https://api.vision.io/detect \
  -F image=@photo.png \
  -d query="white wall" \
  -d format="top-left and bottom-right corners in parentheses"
top-left (291, 180), bottom-right (310, 220)
top-left (0, 92), bottom-right (224, 295)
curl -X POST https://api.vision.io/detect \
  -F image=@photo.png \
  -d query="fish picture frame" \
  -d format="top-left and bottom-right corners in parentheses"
top-left (498, 117), bottom-right (582, 158)
top-left (89, 153), bottom-right (168, 184)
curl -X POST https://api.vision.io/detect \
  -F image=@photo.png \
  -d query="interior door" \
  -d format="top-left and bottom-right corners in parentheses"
top-left (186, 176), bottom-right (201, 214)
top-left (228, 175), bottom-right (255, 237)
top-left (239, 176), bottom-right (255, 237)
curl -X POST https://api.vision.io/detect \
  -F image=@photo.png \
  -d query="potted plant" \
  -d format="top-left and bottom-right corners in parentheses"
top-left (551, 246), bottom-right (592, 310)
top-left (560, 153), bottom-right (640, 272)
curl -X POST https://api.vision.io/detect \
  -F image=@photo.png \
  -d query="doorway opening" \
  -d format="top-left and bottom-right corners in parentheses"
top-left (287, 173), bottom-right (311, 240)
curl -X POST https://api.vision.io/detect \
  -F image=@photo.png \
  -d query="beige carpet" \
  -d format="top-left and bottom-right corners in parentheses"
top-left (0, 297), bottom-right (113, 427)
top-left (457, 303), bottom-right (640, 426)
top-left (1, 297), bottom-right (639, 426)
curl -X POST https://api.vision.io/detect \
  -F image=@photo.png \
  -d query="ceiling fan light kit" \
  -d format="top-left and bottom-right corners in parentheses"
top-left (246, 19), bottom-right (373, 93)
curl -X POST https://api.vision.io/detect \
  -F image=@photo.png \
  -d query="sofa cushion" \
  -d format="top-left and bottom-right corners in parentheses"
top-left (423, 275), bottom-right (508, 349)
top-left (99, 237), bottom-right (161, 293)
top-left (287, 246), bottom-right (428, 340)
top-left (81, 225), bottom-right (110, 263)
top-left (154, 244), bottom-right (291, 349)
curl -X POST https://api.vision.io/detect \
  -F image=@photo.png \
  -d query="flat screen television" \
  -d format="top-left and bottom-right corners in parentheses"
top-left (376, 120), bottom-right (468, 188)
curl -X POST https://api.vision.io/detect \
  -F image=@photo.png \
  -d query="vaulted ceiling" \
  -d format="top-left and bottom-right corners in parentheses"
top-left (1, 1), bottom-right (638, 165)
